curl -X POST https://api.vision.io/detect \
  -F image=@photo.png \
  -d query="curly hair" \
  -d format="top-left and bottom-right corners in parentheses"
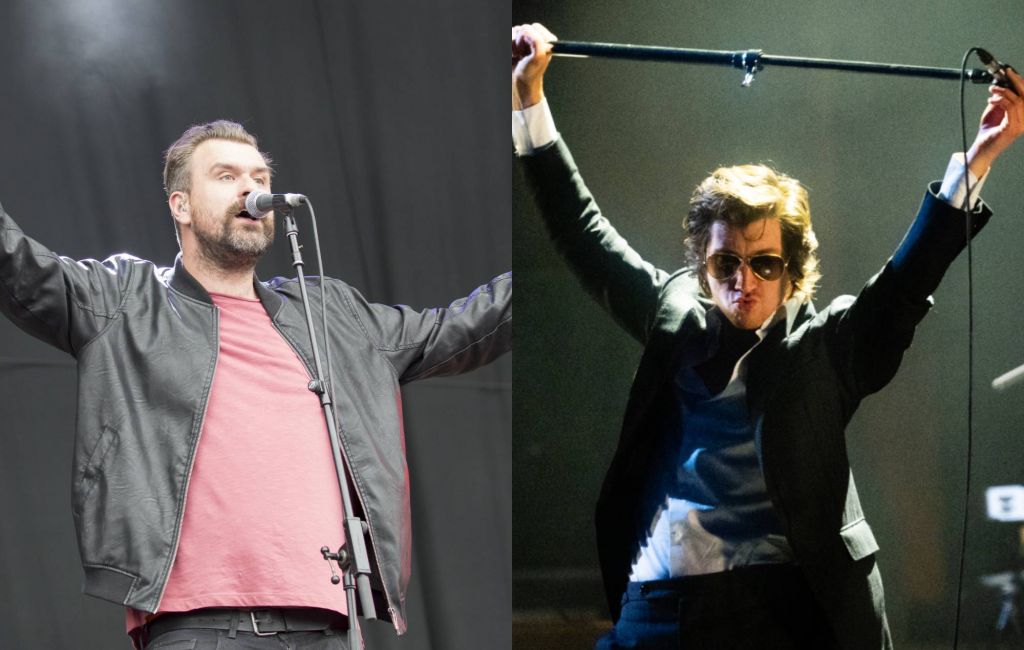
top-left (682, 164), bottom-right (820, 301)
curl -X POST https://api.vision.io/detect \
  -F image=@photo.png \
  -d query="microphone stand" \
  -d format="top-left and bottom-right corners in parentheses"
top-left (280, 207), bottom-right (377, 650)
top-left (993, 362), bottom-right (1024, 392)
top-left (551, 41), bottom-right (995, 87)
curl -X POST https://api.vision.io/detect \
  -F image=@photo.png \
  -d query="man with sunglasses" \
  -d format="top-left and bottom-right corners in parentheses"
top-left (512, 23), bottom-right (1024, 650)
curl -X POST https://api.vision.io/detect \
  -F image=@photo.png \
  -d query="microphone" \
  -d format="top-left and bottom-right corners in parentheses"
top-left (244, 192), bottom-right (307, 218)
top-left (976, 48), bottom-right (1015, 88)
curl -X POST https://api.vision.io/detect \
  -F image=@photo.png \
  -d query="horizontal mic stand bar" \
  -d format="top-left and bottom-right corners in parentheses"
top-left (551, 41), bottom-right (995, 87)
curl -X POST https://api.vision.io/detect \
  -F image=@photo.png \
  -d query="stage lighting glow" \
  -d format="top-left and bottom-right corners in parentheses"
top-left (20, 0), bottom-right (171, 76)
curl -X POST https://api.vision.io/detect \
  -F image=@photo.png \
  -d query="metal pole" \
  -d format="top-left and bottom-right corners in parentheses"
top-left (283, 211), bottom-right (376, 650)
top-left (551, 41), bottom-right (994, 86)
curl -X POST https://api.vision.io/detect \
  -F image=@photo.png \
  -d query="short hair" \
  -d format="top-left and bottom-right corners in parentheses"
top-left (683, 164), bottom-right (820, 301)
top-left (162, 120), bottom-right (272, 197)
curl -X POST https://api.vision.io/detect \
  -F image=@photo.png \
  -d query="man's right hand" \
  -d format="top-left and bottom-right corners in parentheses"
top-left (512, 23), bottom-right (557, 110)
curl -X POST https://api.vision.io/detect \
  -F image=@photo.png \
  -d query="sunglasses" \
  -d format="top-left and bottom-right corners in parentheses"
top-left (704, 252), bottom-right (788, 282)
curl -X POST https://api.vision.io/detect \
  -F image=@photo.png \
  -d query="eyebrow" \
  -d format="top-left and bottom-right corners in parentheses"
top-left (208, 162), bottom-right (272, 177)
top-left (713, 246), bottom-right (783, 256)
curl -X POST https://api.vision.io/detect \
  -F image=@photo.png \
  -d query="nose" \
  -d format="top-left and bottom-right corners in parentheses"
top-left (733, 261), bottom-right (757, 291)
top-left (240, 175), bottom-right (261, 196)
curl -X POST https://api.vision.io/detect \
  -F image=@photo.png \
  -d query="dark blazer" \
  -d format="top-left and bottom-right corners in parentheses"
top-left (519, 137), bottom-right (990, 650)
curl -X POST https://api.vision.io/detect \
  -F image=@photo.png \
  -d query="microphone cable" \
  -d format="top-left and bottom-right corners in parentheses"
top-left (951, 45), bottom-right (980, 650)
top-left (304, 198), bottom-right (339, 418)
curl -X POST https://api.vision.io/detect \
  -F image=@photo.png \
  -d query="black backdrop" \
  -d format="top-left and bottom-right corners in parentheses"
top-left (514, 1), bottom-right (1024, 647)
top-left (0, 1), bottom-right (509, 649)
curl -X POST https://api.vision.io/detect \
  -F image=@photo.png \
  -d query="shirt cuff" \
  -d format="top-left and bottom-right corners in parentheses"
top-left (512, 97), bottom-right (559, 156)
top-left (937, 152), bottom-right (988, 209)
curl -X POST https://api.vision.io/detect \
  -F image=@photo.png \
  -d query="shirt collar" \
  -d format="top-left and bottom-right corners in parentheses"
top-left (755, 296), bottom-right (804, 340)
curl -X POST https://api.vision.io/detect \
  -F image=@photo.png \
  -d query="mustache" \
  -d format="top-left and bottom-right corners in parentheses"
top-left (225, 201), bottom-right (264, 220)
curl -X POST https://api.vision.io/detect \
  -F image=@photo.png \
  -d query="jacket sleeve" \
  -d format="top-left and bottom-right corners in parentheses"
top-left (342, 272), bottom-right (511, 383)
top-left (518, 138), bottom-right (671, 345)
top-left (829, 183), bottom-right (991, 398)
top-left (0, 204), bottom-right (131, 356)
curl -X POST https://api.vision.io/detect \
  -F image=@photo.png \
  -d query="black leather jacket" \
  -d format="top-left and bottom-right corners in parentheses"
top-left (0, 205), bottom-right (511, 634)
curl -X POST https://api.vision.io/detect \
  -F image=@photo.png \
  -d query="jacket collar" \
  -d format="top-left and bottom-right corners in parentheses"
top-left (167, 253), bottom-right (285, 318)
top-left (167, 253), bottom-right (212, 303)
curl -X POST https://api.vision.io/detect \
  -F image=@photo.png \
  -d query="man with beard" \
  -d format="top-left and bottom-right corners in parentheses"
top-left (166, 123), bottom-right (277, 293)
top-left (0, 120), bottom-right (512, 649)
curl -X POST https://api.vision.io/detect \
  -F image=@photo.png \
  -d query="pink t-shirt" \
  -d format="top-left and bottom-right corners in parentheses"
top-left (127, 293), bottom-right (348, 633)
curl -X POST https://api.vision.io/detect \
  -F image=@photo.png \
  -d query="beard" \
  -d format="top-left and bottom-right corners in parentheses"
top-left (191, 202), bottom-right (275, 270)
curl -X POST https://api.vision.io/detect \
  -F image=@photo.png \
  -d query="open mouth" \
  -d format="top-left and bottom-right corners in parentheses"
top-left (235, 209), bottom-right (259, 221)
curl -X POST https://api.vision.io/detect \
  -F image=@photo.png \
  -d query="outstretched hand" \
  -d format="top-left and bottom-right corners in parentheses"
top-left (968, 68), bottom-right (1024, 177)
top-left (512, 23), bottom-right (557, 110)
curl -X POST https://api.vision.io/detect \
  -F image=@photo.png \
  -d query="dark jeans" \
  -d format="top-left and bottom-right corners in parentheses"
top-left (143, 629), bottom-right (350, 650)
top-left (595, 564), bottom-right (838, 650)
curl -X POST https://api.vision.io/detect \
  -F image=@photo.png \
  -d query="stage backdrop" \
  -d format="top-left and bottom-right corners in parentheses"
top-left (514, 0), bottom-right (1024, 647)
top-left (0, 2), bottom-right (509, 649)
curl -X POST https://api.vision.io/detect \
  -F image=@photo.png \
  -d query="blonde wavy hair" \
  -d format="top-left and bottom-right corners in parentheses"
top-left (683, 164), bottom-right (820, 301)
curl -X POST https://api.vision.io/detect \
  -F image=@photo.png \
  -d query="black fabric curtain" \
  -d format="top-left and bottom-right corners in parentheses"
top-left (0, 2), bottom-right (509, 648)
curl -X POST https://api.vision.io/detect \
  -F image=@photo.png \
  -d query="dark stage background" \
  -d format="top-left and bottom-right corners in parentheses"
top-left (514, 1), bottom-right (1024, 648)
top-left (0, 1), bottom-right (509, 649)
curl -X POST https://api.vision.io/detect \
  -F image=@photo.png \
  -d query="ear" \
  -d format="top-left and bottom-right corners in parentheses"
top-left (169, 191), bottom-right (191, 226)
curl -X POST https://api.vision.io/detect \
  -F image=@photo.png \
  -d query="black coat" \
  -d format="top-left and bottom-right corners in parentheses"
top-left (519, 137), bottom-right (990, 650)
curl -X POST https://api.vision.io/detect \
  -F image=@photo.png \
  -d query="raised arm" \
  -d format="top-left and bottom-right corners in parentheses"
top-left (513, 23), bottom-right (672, 344)
top-left (832, 71), bottom-right (1024, 398)
top-left (338, 272), bottom-right (511, 384)
top-left (0, 204), bottom-right (132, 356)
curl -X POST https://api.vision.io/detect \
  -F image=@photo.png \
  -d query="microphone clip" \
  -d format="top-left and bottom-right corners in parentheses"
top-left (732, 49), bottom-right (763, 87)
top-left (977, 48), bottom-right (1015, 89)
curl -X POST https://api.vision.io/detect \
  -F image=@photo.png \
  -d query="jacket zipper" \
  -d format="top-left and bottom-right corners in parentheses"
top-left (153, 307), bottom-right (221, 610)
top-left (271, 320), bottom-right (401, 633)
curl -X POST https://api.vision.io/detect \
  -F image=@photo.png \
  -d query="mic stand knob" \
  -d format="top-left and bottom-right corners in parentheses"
top-left (321, 545), bottom-right (348, 585)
